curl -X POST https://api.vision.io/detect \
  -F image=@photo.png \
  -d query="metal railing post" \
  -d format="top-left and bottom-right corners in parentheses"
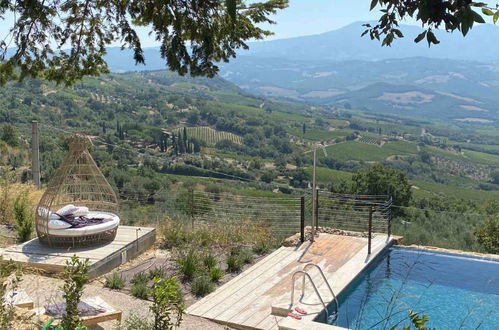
top-left (387, 197), bottom-right (392, 237)
top-left (190, 189), bottom-right (195, 229)
top-left (315, 188), bottom-right (319, 231)
top-left (31, 121), bottom-right (41, 189)
top-left (300, 196), bottom-right (305, 243)
top-left (368, 206), bottom-right (373, 254)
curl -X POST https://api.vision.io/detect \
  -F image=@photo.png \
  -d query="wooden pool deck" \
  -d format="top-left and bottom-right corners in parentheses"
top-left (187, 233), bottom-right (394, 330)
top-left (0, 226), bottom-right (156, 279)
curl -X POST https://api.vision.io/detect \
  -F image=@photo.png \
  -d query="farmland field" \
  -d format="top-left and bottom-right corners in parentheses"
top-left (288, 127), bottom-right (352, 141)
top-left (462, 149), bottom-right (499, 166)
top-left (304, 166), bottom-right (353, 185)
top-left (325, 141), bottom-right (418, 162)
top-left (173, 126), bottom-right (242, 145)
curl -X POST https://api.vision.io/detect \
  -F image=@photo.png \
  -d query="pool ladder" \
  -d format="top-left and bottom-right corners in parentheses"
top-left (290, 263), bottom-right (339, 323)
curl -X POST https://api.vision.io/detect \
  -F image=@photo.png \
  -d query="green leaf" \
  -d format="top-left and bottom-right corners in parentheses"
top-left (461, 21), bottom-right (470, 36)
top-left (227, 0), bottom-right (237, 22)
top-left (393, 29), bottom-right (404, 38)
top-left (370, 0), bottom-right (378, 11)
top-left (472, 10), bottom-right (486, 23)
top-left (482, 8), bottom-right (494, 16)
top-left (493, 11), bottom-right (499, 24)
top-left (414, 31), bottom-right (427, 43)
top-left (426, 31), bottom-right (440, 46)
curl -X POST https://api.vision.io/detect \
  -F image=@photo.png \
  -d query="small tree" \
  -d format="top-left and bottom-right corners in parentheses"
top-left (1, 125), bottom-right (18, 147)
top-left (61, 256), bottom-right (90, 330)
top-left (150, 277), bottom-right (185, 330)
top-left (0, 260), bottom-right (21, 329)
top-left (474, 217), bottom-right (499, 254)
top-left (7, 153), bottom-right (23, 170)
top-left (352, 164), bottom-right (412, 214)
top-left (490, 170), bottom-right (499, 185)
top-left (13, 192), bottom-right (34, 242)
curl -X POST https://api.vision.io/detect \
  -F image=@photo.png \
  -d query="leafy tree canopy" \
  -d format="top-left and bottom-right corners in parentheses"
top-left (474, 217), bottom-right (499, 254)
top-left (1, 0), bottom-right (498, 85)
top-left (365, 0), bottom-right (498, 46)
top-left (352, 164), bottom-right (412, 209)
top-left (0, 0), bottom-right (288, 85)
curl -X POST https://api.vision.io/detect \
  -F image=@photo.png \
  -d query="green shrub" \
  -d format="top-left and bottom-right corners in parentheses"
top-left (13, 192), bottom-right (33, 243)
top-left (61, 256), bottom-right (89, 330)
top-left (202, 252), bottom-right (217, 269)
top-left (239, 249), bottom-right (254, 264)
top-left (191, 276), bottom-right (214, 297)
top-left (149, 267), bottom-right (165, 280)
top-left (195, 229), bottom-right (214, 247)
top-left (177, 250), bottom-right (199, 281)
top-left (229, 246), bottom-right (242, 257)
top-left (0, 260), bottom-right (21, 329)
top-left (475, 217), bottom-right (499, 254)
top-left (131, 281), bottom-right (150, 299)
top-left (131, 272), bottom-right (149, 285)
top-left (104, 273), bottom-right (125, 290)
top-left (150, 277), bottom-right (185, 329)
top-left (118, 313), bottom-right (153, 330)
top-left (253, 240), bottom-right (271, 255)
top-left (209, 267), bottom-right (224, 283)
top-left (226, 254), bottom-right (243, 273)
top-left (161, 222), bottom-right (190, 249)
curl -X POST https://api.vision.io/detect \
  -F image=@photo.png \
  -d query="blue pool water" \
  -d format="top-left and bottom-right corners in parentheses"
top-left (324, 247), bottom-right (499, 329)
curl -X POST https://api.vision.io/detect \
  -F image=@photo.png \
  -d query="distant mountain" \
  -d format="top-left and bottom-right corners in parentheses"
top-left (238, 22), bottom-right (499, 62)
top-left (28, 22), bottom-right (497, 124)
top-left (102, 22), bottom-right (499, 72)
top-left (219, 56), bottom-right (499, 122)
top-left (327, 82), bottom-right (498, 123)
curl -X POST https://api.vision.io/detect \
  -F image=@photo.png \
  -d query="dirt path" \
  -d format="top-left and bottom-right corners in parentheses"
top-left (18, 274), bottom-right (226, 330)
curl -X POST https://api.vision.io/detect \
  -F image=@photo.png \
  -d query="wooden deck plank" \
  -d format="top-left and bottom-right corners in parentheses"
top-left (236, 236), bottom-right (367, 328)
top-left (0, 226), bottom-right (156, 279)
top-left (188, 247), bottom-right (295, 316)
top-left (204, 247), bottom-right (304, 320)
top-left (187, 233), bottom-right (394, 330)
top-left (225, 238), bottom-right (348, 327)
top-left (188, 247), bottom-right (291, 315)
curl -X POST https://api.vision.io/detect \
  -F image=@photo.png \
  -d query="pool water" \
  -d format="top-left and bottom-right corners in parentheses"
top-left (325, 247), bottom-right (499, 329)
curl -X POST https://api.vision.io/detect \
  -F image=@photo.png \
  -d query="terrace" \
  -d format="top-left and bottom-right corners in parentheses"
top-left (187, 233), bottom-right (394, 330)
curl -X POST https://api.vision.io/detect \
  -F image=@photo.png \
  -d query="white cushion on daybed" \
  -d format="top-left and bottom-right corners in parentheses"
top-left (48, 219), bottom-right (72, 230)
top-left (47, 212), bottom-right (120, 237)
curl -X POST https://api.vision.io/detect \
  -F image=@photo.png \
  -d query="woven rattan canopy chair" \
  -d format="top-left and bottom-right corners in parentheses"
top-left (36, 134), bottom-right (119, 247)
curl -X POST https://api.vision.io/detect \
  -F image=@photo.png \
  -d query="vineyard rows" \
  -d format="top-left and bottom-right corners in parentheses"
top-left (358, 136), bottom-right (383, 146)
top-left (173, 126), bottom-right (243, 145)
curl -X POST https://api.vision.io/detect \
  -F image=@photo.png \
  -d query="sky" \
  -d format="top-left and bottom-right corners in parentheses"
top-left (0, 0), bottom-right (391, 48)
top-left (256, 0), bottom-right (383, 41)
top-left (1, 0), bottom-right (498, 48)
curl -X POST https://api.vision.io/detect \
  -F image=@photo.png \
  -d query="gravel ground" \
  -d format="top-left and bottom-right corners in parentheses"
top-left (18, 274), bottom-right (226, 330)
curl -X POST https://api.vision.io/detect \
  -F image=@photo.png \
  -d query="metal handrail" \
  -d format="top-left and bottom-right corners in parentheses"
top-left (303, 263), bottom-right (339, 315)
top-left (290, 271), bottom-right (328, 319)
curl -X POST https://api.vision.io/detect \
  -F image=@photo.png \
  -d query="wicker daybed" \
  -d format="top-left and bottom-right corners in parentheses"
top-left (36, 134), bottom-right (120, 248)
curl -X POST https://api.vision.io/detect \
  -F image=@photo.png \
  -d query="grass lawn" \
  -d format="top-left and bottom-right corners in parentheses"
top-left (410, 179), bottom-right (499, 201)
top-left (304, 166), bottom-right (353, 185)
top-left (288, 127), bottom-right (352, 141)
top-left (462, 149), bottom-right (499, 166)
top-left (325, 140), bottom-right (418, 162)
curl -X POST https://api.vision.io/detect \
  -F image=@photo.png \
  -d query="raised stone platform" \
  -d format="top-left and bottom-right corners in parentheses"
top-left (0, 226), bottom-right (156, 279)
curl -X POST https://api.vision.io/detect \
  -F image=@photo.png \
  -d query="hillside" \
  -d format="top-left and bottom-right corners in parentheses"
top-left (220, 57), bottom-right (499, 124)
top-left (100, 22), bottom-right (499, 72)
top-left (1, 70), bottom-right (498, 252)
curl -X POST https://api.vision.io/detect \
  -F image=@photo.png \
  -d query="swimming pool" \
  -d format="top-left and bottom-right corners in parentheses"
top-left (321, 246), bottom-right (498, 329)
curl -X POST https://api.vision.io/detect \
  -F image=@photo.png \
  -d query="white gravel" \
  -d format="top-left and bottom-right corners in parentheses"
top-left (18, 274), bottom-right (226, 330)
